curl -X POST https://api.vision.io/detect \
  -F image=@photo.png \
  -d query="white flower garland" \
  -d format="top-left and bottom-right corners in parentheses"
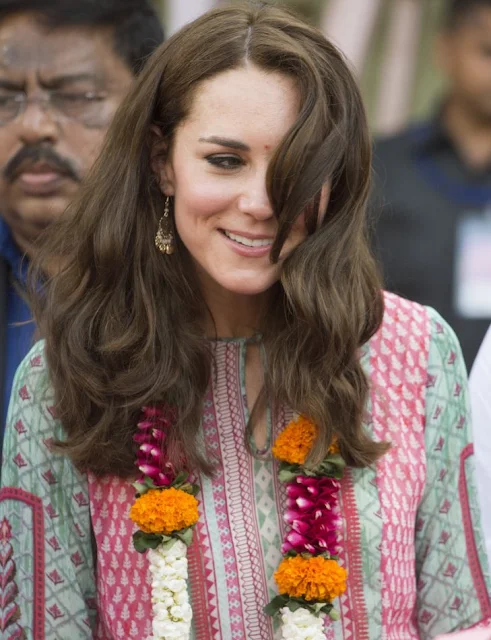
top-left (147, 540), bottom-right (192, 640)
top-left (146, 540), bottom-right (328, 640)
top-left (280, 607), bottom-right (327, 640)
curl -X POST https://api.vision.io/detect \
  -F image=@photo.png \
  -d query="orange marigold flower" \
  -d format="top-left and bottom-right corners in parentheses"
top-left (129, 487), bottom-right (199, 535)
top-left (328, 438), bottom-right (340, 455)
top-left (275, 555), bottom-right (347, 602)
top-left (272, 416), bottom-right (317, 465)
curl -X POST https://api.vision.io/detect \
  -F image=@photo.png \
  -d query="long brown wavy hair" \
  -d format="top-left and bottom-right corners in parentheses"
top-left (31, 2), bottom-right (388, 477)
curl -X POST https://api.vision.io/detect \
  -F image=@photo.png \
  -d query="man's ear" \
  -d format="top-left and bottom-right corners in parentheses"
top-left (149, 125), bottom-right (175, 196)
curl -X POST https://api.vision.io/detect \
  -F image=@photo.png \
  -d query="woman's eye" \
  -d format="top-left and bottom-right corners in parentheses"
top-left (206, 155), bottom-right (244, 169)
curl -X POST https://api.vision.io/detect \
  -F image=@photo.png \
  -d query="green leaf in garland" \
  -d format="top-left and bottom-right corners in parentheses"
top-left (172, 471), bottom-right (188, 488)
top-left (264, 594), bottom-right (335, 619)
top-left (311, 602), bottom-right (330, 615)
top-left (160, 537), bottom-right (178, 551)
top-left (143, 476), bottom-right (158, 490)
top-left (263, 594), bottom-right (289, 617)
top-left (180, 482), bottom-right (200, 497)
top-left (285, 599), bottom-right (304, 613)
top-left (132, 481), bottom-right (148, 496)
top-left (175, 527), bottom-right (194, 547)
top-left (329, 608), bottom-right (340, 621)
top-left (133, 530), bottom-right (163, 553)
top-left (278, 463), bottom-right (302, 482)
top-left (316, 454), bottom-right (346, 479)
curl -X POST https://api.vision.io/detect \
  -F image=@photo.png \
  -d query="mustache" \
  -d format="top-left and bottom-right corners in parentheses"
top-left (3, 145), bottom-right (80, 183)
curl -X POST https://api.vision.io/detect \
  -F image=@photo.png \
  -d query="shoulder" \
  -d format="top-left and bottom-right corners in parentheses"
top-left (7, 339), bottom-right (56, 424)
top-left (367, 294), bottom-right (469, 464)
top-left (372, 122), bottom-right (429, 192)
top-left (374, 291), bottom-right (430, 352)
top-left (1, 340), bottom-right (65, 484)
top-left (369, 293), bottom-right (465, 394)
top-left (373, 121), bottom-right (428, 157)
top-left (376, 292), bottom-right (461, 355)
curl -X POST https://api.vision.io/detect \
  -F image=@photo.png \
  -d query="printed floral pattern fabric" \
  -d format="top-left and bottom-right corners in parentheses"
top-left (0, 294), bottom-right (490, 639)
top-left (0, 351), bottom-right (96, 639)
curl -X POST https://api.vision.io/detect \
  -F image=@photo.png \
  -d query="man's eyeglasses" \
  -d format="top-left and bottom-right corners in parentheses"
top-left (0, 91), bottom-right (108, 126)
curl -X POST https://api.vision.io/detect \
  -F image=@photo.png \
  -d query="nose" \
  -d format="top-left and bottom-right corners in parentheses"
top-left (237, 170), bottom-right (274, 220)
top-left (17, 100), bottom-right (59, 146)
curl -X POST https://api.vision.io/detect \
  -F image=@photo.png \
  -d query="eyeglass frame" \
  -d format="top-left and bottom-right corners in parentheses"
top-left (0, 89), bottom-right (112, 127)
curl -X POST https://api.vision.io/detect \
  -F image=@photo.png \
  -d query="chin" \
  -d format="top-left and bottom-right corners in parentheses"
top-left (217, 276), bottom-right (277, 297)
top-left (17, 196), bottom-right (70, 225)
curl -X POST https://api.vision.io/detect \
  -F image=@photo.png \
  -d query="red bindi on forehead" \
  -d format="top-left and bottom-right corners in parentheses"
top-left (264, 144), bottom-right (271, 150)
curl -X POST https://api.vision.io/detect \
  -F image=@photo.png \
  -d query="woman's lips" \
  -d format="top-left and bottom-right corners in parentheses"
top-left (220, 229), bottom-right (274, 257)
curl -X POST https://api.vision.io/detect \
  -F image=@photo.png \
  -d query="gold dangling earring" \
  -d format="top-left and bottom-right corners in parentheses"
top-left (155, 196), bottom-right (175, 255)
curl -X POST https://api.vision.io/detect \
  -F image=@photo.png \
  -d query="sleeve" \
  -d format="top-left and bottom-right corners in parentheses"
top-left (0, 341), bottom-right (97, 639)
top-left (470, 326), bottom-right (491, 572)
top-left (415, 308), bottom-right (491, 639)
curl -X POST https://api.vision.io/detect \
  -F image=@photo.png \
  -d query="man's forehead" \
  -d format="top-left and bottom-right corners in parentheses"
top-left (459, 6), bottom-right (491, 35)
top-left (0, 14), bottom-right (113, 75)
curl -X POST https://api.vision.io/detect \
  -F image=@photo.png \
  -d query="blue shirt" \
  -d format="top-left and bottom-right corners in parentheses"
top-left (0, 218), bottom-right (34, 437)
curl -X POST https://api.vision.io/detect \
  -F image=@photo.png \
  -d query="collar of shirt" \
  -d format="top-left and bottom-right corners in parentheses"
top-left (410, 107), bottom-right (491, 177)
top-left (0, 217), bottom-right (28, 286)
top-left (409, 109), bottom-right (460, 156)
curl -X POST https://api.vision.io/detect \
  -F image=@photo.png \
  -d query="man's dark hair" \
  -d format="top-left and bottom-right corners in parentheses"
top-left (445, 0), bottom-right (491, 30)
top-left (0, 0), bottom-right (164, 74)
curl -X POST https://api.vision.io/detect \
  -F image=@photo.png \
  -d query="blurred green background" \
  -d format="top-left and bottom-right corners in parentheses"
top-left (152, 0), bottom-right (448, 131)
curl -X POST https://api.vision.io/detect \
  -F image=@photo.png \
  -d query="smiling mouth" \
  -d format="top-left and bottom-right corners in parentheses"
top-left (223, 230), bottom-right (273, 248)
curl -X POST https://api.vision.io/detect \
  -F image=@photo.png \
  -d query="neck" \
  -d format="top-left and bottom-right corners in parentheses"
top-left (443, 98), bottom-right (491, 168)
top-left (200, 277), bottom-right (269, 339)
top-left (10, 229), bottom-right (35, 259)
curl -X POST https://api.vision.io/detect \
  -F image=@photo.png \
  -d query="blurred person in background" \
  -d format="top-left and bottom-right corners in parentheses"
top-left (0, 0), bottom-right (164, 438)
top-left (372, 0), bottom-right (491, 370)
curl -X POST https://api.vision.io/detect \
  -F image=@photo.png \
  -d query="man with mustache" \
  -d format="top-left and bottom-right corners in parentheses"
top-left (0, 0), bottom-right (163, 439)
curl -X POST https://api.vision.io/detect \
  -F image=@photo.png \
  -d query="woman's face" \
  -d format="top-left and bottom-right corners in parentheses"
top-left (159, 65), bottom-right (310, 297)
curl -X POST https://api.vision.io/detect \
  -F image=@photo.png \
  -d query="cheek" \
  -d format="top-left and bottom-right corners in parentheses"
top-left (289, 214), bottom-right (308, 243)
top-left (63, 127), bottom-right (107, 174)
top-left (0, 136), bottom-right (20, 184)
top-left (172, 169), bottom-right (237, 230)
top-left (278, 220), bottom-right (308, 261)
top-left (456, 54), bottom-right (490, 90)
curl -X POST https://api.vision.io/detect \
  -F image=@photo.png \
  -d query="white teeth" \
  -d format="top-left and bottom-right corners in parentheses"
top-left (224, 231), bottom-right (273, 248)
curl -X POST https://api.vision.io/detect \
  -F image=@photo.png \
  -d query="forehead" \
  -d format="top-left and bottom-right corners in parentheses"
top-left (0, 13), bottom-right (132, 84)
top-left (184, 66), bottom-right (300, 142)
top-left (454, 7), bottom-right (491, 39)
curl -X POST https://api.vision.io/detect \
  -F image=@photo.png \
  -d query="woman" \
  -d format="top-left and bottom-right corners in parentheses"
top-left (0, 3), bottom-right (489, 639)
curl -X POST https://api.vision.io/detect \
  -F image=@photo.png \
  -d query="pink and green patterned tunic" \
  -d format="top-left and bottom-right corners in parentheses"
top-left (1, 293), bottom-right (490, 639)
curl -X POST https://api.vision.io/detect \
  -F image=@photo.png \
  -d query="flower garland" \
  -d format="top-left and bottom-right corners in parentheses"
top-left (265, 416), bottom-right (347, 638)
top-left (129, 409), bottom-right (347, 640)
top-left (129, 406), bottom-right (198, 640)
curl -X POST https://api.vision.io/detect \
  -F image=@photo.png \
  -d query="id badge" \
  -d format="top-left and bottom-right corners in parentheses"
top-left (455, 210), bottom-right (491, 318)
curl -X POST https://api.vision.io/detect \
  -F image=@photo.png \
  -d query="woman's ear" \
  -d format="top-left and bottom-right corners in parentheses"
top-left (150, 125), bottom-right (175, 196)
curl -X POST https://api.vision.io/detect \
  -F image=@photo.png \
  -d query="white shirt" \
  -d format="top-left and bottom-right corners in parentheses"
top-left (470, 326), bottom-right (491, 568)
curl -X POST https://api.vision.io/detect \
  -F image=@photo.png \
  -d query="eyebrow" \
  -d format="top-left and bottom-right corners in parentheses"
top-left (198, 136), bottom-right (250, 152)
top-left (0, 79), bottom-right (23, 91)
top-left (39, 73), bottom-right (101, 89)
